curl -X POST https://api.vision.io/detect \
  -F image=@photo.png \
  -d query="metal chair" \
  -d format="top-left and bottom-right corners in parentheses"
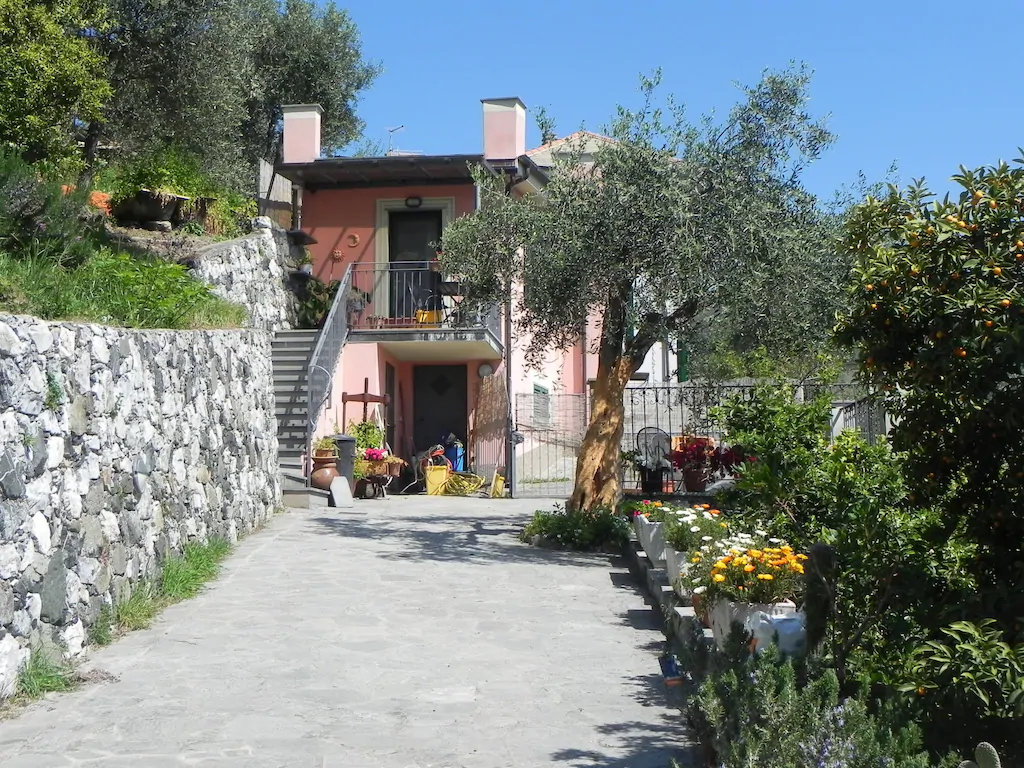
top-left (635, 427), bottom-right (673, 495)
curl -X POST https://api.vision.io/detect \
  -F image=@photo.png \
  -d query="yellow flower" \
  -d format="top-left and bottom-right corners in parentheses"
top-left (713, 574), bottom-right (726, 583)
top-left (792, 564), bottom-right (804, 574)
top-left (691, 557), bottom-right (702, 563)
top-left (713, 561), bottom-right (727, 570)
top-left (749, 549), bottom-right (763, 559)
top-left (796, 554), bottom-right (809, 561)
top-left (744, 564), bottom-right (756, 573)
top-left (653, 501), bottom-right (663, 507)
top-left (757, 573), bottom-right (774, 580)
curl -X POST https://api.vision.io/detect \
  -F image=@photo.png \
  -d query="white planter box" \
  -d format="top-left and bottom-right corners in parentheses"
top-left (709, 598), bottom-right (797, 652)
top-left (636, 517), bottom-right (666, 565)
top-left (663, 546), bottom-right (690, 593)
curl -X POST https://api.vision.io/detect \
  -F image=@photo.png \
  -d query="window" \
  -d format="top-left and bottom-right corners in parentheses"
top-left (532, 383), bottom-right (551, 426)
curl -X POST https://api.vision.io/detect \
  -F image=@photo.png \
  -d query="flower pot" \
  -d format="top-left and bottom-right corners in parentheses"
top-left (636, 517), bottom-right (666, 565)
top-left (664, 547), bottom-right (691, 593)
top-left (310, 452), bottom-right (339, 491)
top-left (366, 460), bottom-right (403, 477)
top-left (708, 598), bottom-right (797, 652)
top-left (683, 467), bottom-right (707, 493)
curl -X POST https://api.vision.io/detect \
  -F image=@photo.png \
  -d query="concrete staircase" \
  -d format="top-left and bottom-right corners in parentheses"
top-left (271, 329), bottom-right (328, 508)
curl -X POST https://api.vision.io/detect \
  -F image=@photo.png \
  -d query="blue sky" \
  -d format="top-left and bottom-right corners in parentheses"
top-left (341, 0), bottom-right (1021, 202)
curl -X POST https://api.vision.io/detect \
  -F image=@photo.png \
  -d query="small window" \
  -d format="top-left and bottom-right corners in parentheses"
top-left (533, 383), bottom-right (551, 426)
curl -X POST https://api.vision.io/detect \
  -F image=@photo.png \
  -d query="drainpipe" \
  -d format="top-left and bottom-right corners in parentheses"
top-left (505, 277), bottom-right (515, 498)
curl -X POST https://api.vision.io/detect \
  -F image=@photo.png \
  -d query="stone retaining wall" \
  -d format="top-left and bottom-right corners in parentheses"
top-left (0, 315), bottom-right (281, 695)
top-left (191, 217), bottom-right (299, 331)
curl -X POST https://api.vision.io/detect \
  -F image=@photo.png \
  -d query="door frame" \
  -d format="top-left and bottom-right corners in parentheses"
top-left (374, 197), bottom-right (456, 313)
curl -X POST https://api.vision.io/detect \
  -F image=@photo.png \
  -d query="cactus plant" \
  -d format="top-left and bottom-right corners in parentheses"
top-left (959, 742), bottom-right (1002, 768)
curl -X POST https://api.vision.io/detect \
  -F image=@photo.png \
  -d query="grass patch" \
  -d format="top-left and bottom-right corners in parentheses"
top-left (86, 605), bottom-right (114, 646)
top-left (16, 649), bottom-right (77, 699)
top-left (113, 582), bottom-right (161, 632)
top-left (160, 538), bottom-right (232, 602)
top-left (0, 251), bottom-right (247, 330)
top-left (110, 538), bottom-right (232, 634)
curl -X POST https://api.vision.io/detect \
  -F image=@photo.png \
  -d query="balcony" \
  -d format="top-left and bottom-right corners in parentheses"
top-left (347, 261), bottom-right (504, 361)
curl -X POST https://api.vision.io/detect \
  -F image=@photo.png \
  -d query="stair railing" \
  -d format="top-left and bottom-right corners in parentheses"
top-left (305, 265), bottom-right (354, 482)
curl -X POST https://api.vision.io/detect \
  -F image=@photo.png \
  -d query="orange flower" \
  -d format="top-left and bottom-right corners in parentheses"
top-left (743, 564), bottom-right (756, 572)
top-left (708, 508), bottom-right (721, 515)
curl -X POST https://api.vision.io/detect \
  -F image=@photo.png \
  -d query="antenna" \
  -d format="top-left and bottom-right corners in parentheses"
top-left (386, 125), bottom-right (405, 154)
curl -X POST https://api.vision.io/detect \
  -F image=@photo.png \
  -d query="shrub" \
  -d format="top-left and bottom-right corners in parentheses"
top-left (0, 148), bottom-right (99, 266)
top-left (690, 641), bottom-right (936, 768)
top-left (520, 504), bottom-right (630, 551)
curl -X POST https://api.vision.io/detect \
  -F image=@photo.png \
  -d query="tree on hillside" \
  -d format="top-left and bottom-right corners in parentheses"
top-left (81, 0), bottom-right (261, 188)
top-left (441, 68), bottom-right (839, 511)
top-left (81, 0), bottom-right (378, 189)
top-left (835, 161), bottom-right (1024, 619)
top-left (244, 0), bottom-right (382, 164)
top-left (0, 0), bottom-right (110, 164)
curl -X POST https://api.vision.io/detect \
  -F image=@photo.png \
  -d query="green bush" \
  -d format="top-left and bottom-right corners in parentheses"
top-left (0, 148), bottom-right (99, 266)
top-left (520, 504), bottom-right (630, 551)
top-left (689, 637), bottom-right (937, 768)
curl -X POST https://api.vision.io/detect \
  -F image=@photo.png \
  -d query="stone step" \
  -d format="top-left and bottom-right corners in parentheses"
top-left (273, 329), bottom-right (319, 340)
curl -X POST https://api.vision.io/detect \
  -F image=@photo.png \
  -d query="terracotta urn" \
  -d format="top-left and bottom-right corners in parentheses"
top-left (310, 452), bottom-right (339, 490)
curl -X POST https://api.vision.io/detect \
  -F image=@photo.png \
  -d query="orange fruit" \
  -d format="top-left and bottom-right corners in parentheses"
top-left (1016, 240), bottom-right (1023, 248)
top-left (871, 303), bottom-right (878, 310)
top-left (994, 267), bottom-right (1003, 275)
top-left (865, 284), bottom-right (874, 291)
top-left (990, 200), bottom-right (998, 209)
top-left (985, 320), bottom-right (994, 327)
top-left (1002, 299), bottom-right (1012, 308)
top-left (955, 348), bottom-right (967, 357)
top-left (935, 331), bottom-right (945, 339)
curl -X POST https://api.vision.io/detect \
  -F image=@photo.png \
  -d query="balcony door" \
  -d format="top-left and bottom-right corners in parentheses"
top-left (388, 210), bottom-right (442, 320)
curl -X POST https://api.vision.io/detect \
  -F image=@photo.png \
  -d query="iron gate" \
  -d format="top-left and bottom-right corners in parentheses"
top-left (511, 383), bottom-right (887, 498)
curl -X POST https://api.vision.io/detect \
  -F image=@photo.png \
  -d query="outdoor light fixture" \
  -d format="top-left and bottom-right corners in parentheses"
top-left (405, 196), bottom-right (422, 208)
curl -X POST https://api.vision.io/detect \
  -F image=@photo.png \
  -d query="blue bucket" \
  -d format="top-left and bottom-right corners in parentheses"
top-left (444, 444), bottom-right (465, 472)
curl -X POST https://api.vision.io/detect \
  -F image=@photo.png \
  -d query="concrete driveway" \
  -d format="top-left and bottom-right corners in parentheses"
top-left (0, 496), bottom-right (695, 767)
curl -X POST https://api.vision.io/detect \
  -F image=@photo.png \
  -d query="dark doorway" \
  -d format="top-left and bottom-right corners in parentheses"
top-left (413, 364), bottom-right (468, 452)
top-left (388, 210), bottom-right (442, 319)
top-left (385, 363), bottom-right (396, 450)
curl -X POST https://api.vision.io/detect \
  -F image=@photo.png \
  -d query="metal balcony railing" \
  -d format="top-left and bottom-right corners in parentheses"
top-left (347, 261), bottom-right (501, 340)
top-left (305, 264), bottom-right (353, 480)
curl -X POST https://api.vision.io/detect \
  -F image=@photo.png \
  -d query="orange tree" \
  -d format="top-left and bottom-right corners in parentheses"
top-left (835, 160), bottom-right (1024, 622)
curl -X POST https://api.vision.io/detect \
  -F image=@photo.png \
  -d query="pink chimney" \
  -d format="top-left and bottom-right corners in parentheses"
top-left (281, 104), bottom-right (323, 164)
top-left (481, 97), bottom-right (527, 162)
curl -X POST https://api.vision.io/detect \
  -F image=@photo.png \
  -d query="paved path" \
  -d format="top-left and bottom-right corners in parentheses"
top-left (0, 497), bottom-right (695, 767)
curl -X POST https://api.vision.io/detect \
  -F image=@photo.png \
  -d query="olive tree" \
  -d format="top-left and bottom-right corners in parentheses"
top-left (441, 68), bottom-right (840, 510)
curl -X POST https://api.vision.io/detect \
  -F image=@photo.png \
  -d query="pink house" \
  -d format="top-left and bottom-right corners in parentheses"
top-left (276, 99), bottom-right (664, 495)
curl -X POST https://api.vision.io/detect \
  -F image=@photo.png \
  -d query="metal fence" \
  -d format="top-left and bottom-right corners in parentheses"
top-left (512, 382), bottom-right (887, 498)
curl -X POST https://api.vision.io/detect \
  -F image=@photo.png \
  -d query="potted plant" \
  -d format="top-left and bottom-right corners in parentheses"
top-left (310, 436), bottom-right (339, 490)
top-left (671, 438), bottom-right (714, 492)
top-left (699, 543), bottom-right (805, 651)
top-left (362, 447), bottom-right (406, 477)
top-left (631, 500), bottom-right (670, 565)
top-left (663, 504), bottom-right (727, 596)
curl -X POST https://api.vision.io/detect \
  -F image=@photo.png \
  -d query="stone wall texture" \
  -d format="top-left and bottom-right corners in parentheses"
top-left (191, 217), bottom-right (299, 331)
top-left (0, 314), bottom-right (281, 696)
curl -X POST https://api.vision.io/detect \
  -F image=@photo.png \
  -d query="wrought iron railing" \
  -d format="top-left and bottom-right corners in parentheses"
top-left (305, 265), bottom-right (353, 481)
top-left (348, 261), bottom-right (501, 341)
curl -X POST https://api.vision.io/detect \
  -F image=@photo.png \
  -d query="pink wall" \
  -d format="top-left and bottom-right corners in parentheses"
top-left (301, 184), bottom-right (477, 284)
